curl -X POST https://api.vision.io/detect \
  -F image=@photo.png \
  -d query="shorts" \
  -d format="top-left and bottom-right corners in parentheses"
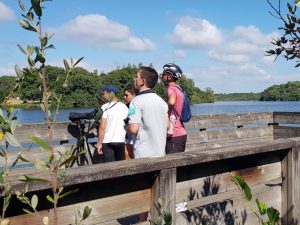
top-left (165, 135), bottom-right (187, 154)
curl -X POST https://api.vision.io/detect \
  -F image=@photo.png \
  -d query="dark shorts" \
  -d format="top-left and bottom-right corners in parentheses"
top-left (166, 135), bottom-right (187, 154)
top-left (102, 142), bottom-right (125, 163)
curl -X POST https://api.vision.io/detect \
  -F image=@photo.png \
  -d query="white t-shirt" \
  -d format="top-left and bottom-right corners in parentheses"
top-left (101, 101), bottom-right (128, 143)
top-left (128, 91), bottom-right (168, 158)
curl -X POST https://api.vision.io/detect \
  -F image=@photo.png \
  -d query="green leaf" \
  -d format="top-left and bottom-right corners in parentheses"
top-left (45, 44), bottom-right (55, 50)
top-left (23, 208), bottom-right (33, 214)
top-left (15, 65), bottom-right (23, 78)
top-left (18, 19), bottom-right (37, 32)
top-left (31, 194), bottom-right (38, 209)
top-left (10, 119), bottom-right (17, 133)
top-left (46, 195), bottom-right (54, 204)
top-left (19, 0), bottom-right (26, 11)
top-left (256, 198), bottom-right (267, 215)
top-left (26, 11), bottom-right (34, 21)
top-left (63, 59), bottom-right (70, 70)
top-left (31, 0), bottom-right (42, 17)
top-left (17, 44), bottom-right (27, 55)
top-left (287, 3), bottom-right (293, 13)
top-left (82, 206), bottom-right (92, 220)
top-left (28, 136), bottom-right (50, 151)
top-left (267, 207), bottom-right (280, 224)
top-left (73, 57), bottom-right (84, 67)
top-left (18, 175), bottom-right (48, 183)
top-left (59, 150), bottom-right (86, 167)
top-left (0, 147), bottom-right (7, 158)
top-left (41, 37), bottom-right (48, 48)
top-left (58, 189), bottom-right (78, 200)
top-left (34, 159), bottom-right (48, 171)
top-left (231, 175), bottom-right (252, 201)
top-left (7, 107), bottom-right (14, 119)
top-left (5, 132), bottom-right (21, 147)
top-left (0, 170), bottom-right (5, 184)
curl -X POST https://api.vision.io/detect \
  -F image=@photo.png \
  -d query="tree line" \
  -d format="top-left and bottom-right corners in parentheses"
top-left (0, 64), bottom-right (214, 108)
top-left (214, 81), bottom-right (300, 101)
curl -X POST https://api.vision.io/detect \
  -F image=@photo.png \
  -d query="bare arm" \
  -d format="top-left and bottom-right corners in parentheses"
top-left (126, 123), bottom-right (139, 135)
top-left (167, 92), bottom-right (176, 114)
top-left (97, 117), bottom-right (107, 154)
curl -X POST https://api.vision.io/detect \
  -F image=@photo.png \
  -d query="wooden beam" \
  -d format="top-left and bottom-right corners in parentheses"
top-left (150, 168), bottom-right (176, 225)
top-left (281, 137), bottom-right (300, 224)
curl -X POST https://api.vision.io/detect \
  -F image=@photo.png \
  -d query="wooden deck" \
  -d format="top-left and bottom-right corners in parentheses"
top-left (1, 112), bottom-right (300, 224)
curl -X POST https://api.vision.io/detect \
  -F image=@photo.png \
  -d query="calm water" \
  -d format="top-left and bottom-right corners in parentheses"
top-left (4, 101), bottom-right (300, 124)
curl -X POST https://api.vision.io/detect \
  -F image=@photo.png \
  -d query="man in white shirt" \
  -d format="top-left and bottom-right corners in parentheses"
top-left (97, 84), bottom-right (128, 162)
top-left (126, 67), bottom-right (168, 158)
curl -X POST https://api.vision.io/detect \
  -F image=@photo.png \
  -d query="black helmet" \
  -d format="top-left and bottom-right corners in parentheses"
top-left (162, 63), bottom-right (182, 79)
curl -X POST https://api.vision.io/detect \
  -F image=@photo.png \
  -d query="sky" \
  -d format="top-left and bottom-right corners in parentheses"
top-left (0, 0), bottom-right (299, 93)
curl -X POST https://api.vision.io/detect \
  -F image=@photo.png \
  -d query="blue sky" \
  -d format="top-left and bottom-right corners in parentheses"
top-left (0, 0), bottom-right (299, 93)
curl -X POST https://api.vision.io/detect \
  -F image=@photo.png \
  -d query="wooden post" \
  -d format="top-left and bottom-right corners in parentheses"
top-left (281, 141), bottom-right (300, 224)
top-left (150, 168), bottom-right (176, 224)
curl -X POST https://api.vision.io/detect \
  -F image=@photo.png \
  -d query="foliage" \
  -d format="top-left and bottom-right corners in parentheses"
top-left (11, 0), bottom-right (91, 224)
top-left (215, 92), bottom-right (260, 101)
top-left (149, 198), bottom-right (172, 225)
top-left (2, 65), bottom-right (213, 107)
top-left (231, 174), bottom-right (280, 225)
top-left (266, 0), bottom-right (300, 67)
top-left (0, 77), bottom-right (17, 103)
top-left (260, 81), bottom-right (300, 101)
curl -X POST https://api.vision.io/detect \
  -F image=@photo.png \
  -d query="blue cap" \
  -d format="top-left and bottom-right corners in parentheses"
top-left (101, 84), bottom-right (119, 94)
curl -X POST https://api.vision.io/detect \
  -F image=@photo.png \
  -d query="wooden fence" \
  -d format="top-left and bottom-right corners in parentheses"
top-left (1, 112), bottom-right (300, 224)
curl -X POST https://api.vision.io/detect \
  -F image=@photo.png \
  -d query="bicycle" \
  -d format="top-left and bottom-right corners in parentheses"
top-left (68, 109), bottom-right (98, 167)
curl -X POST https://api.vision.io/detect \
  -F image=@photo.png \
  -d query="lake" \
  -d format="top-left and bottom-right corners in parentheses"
top-left (4, 101), bottom-right (300, 124)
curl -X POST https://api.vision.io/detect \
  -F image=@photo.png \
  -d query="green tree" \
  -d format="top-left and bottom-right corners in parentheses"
top-left (260, 81), bottom-right (300, 101)
top-left (0, 76), bottom-right (16, 102)
top-left (266, 0), bottom-right (300, 67)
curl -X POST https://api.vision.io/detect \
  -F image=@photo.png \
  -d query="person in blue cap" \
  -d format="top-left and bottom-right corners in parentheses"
top-left (97, 84), bottom-right (128, 163)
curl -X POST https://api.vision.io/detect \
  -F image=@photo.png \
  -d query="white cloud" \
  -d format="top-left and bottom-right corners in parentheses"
top-left (208, 26), bottom-right (278, 64)
top-left (49, 14), bottom-right (155, 52)
top-left (0, 2), bottom-right (15, 22)
top-left (169, 16), bottom-right (222, 48)
top-left (208, 50), bottom-right (249, 63)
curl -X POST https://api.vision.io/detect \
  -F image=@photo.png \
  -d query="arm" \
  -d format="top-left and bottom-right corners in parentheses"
top-left (97, 117), bottom-right (107, 154)
top-left (167, 90), bottom-right (176, 114)
top-left (126, 123), bottom-right (139, 135)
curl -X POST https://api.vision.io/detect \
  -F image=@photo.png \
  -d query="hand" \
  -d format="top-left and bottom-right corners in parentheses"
top-left (97, 143), bottom-right (103, 155)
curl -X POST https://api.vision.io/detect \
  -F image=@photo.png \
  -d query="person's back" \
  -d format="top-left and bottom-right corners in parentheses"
top-left (101, 101), bottom-right (128, 143)
top-left (161, 63), bottom-right (188, 154)
top-left (129, 91), bottom-right (167, 158)
top-left (126, 67), bottom-right (168, 159)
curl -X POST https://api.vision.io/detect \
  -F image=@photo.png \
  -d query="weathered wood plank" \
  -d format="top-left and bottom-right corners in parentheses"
top-left (185, 112), bottom-right (273, 129)
top-left (281, 137), bottom-right (300, 224)
top-left (4, 138), bottom-right (293, 194)
top-left (274, 126), bottom-right (300, 139)
top-left (176, 162), bottom-right (281, 203)
top-left (0, 122), bottom-right (97, 145)
top-left (186, 136), bottom-right (273, 150)
top-left (273, 112), bottom-right (300, 124)
top-left (7, 189), bottom-right (150, 225)
top-left (187, 126), bottom-right (273, 143)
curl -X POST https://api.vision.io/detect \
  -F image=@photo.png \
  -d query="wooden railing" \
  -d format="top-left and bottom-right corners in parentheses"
top-left (1, 112), bottom-right (300, 224)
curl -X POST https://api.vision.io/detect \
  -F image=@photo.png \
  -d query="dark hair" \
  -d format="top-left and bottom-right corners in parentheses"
top-left (140, 66), bottom-right (158, 89)
top-left (124, 85), bottom-right (137, 96)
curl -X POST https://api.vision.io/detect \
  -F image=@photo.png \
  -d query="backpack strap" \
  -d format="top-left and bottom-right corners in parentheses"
top-left (170, 85), bottom-right (184, 119)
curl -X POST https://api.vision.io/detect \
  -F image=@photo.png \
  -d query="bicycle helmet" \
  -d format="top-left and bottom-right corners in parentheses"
top-left (162, 63), bottom-right (182, 79)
